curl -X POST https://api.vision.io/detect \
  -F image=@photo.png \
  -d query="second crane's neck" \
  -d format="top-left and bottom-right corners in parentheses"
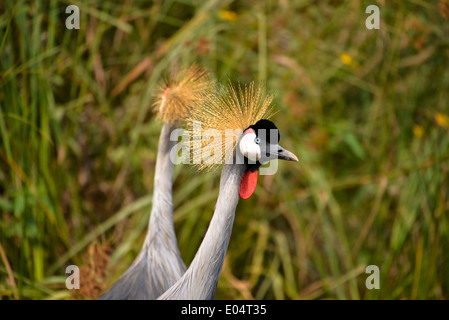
top-left (146, 121), bottom-right (179, 249)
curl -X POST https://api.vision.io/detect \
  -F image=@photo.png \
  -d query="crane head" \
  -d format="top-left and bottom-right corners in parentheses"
top-left (183, 79), bottom-right (298, 198)
top-left (238, 119), bottom-right (298, 199)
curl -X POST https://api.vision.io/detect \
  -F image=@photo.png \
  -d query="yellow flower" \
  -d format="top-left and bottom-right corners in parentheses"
top-left (340, 52), bottom-right (353, 66)
top-left (413, 124), bottom-right (424, 138)
top-left (219, 10), bottom-right (238, 23)
top-left (435, 112), bottom-right (449, 127)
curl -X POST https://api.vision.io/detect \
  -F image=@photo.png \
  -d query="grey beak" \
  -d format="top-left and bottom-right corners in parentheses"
top-left (259, 144), bottom-right (299, 164)
top-left (276, 145), bottom-right (299, 162)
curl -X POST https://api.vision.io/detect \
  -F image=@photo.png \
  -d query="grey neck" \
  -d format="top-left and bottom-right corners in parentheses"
top-left (146, 122), bottom-right (178, 247)
top-left (158, 162), bottom-right (246, 300)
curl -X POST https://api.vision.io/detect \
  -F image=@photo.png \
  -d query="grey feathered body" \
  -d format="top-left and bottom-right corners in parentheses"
top-left (100, 123), bottom-right (186, 300)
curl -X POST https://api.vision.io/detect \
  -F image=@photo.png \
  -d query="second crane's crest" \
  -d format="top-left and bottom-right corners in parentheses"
top-left (153, 65), bottom-right (213, 124)
top-left (186, 81), bottom-right (277, 170)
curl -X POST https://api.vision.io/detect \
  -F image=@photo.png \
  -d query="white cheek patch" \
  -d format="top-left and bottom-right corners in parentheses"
top-left (239, 130), bottom-right (261, 162)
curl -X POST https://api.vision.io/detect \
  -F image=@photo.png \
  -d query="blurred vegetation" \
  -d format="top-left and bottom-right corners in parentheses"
top-left (1, 0), bottom-right (449, 300)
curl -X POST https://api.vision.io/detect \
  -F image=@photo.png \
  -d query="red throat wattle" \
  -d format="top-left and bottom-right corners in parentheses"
top-left (239, 170), bottom-right (258, 199)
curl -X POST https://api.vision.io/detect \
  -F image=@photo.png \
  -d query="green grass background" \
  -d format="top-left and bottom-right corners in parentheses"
top-left (1, 0), bottom-right (449, 299)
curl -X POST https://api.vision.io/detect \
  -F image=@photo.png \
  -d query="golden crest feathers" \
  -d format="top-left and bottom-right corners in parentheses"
top-left (153, 65), bottom-right (214, 124)
top-left (186, 81), bottom-right (276, 171)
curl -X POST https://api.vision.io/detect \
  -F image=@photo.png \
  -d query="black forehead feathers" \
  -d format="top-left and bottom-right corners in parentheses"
top-left (248, 119), bottom-right (280, 143)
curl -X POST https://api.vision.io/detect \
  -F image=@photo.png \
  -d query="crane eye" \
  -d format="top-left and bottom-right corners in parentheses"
top-left (254, 137), bottom-right (261, 144)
